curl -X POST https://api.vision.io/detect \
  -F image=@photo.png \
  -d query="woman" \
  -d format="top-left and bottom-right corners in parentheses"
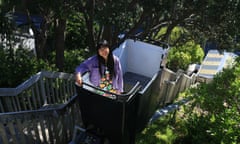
top-left (75, 40), bottom-right (123, 93)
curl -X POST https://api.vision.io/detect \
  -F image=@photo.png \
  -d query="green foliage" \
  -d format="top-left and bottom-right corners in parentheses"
top-left (65, 12), bottom-right (88, 50)
top-left (166, 41), bottom-right (204, 72)
top-left (63, 49), bottom-right (88, 73)
top-left (0, 48), bottom-right (57, 87)
top-left (176, 57), bottom-right (240, 143)
top-left (136, 116), bottom-right (178, 144)
top-left (48, 48), bottom-right (89, 73)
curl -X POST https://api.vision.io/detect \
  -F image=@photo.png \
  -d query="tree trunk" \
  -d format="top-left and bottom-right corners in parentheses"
top-left (55, 18), bottom-right (66, 72)
top-left (101, 24), bottom-right (114, 46)
top-left (26, 10), bottom-right (48, 60)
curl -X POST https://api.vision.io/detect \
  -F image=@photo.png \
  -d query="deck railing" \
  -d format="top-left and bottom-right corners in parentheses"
top-left (0, 71), bottom-right (82, 144)
top-left (159, 68), bottom-right (197, 105)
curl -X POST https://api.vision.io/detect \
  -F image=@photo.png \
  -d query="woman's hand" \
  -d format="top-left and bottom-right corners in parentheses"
top-left (75, 72), bottom-right (82, 86)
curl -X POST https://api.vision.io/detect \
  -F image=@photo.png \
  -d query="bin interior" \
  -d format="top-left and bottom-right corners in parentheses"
top-left (114, 39), bottom-right (164, 91)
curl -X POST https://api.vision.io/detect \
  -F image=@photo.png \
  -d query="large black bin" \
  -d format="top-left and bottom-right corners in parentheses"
top-left (75, 39), bottom-right (169, 143)
top-left (76, 82), bottom-right (141, 144)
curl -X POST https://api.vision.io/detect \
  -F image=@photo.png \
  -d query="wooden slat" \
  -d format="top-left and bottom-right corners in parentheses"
top-left (27, 92), bottom-right (33, 110)
top-left (0, 98), bottom-right (5, 113)
top-left (35, 82), bottom-right (43, 108)
top-left (63, 80), bottom-right (67, 102)
top-left (40, 77), bottom-right (47, 105)
top-left (39, 119), bottom-right (48, 143)
top-left (55, 78), bottom-right (60, 103)
top-left (45, 78), bottom-right (50, 104)
top-left (50, 79), bottom-right (55, 104)
top-left (23, 118), bottom-right (36, 143)
top-left (19, 91), bottom-right (27, 110)
top-left (52, 117), bottom-right (59, 143)
top-left (8, 97), bottom-right (15, 112)
top-left (14, 96), bottom-right (21, 111)
top-left (46, 116), bottom-right (54, 144)
top-left (60, 80), bottom-right (64, 102)
top-left (4, 96), bottom-right (13, 112)
top-left (33, 120), bottom-right (42, 142)
top-left (57, 116), bottom-right (64, 143)
top-left (31, 86), bottom-right (37, 110)
top-left (0, 122), bottom-right (8, 144)
top-left (16, 118), bottom-right (27, 144)
top-left (8, 122), bottom-right (18, 143)
top-left (54, 79), bottom-right (60, 103)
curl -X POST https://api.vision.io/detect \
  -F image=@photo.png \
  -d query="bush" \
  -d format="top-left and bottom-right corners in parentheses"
top-left (175, 57), bottom-right (240, 143)
top-left (47, 48), bottom-right (89, 74)
top-left (0, 48), bottom-right (57, 87)
top-left (166, 41), bottom-right (204, 72)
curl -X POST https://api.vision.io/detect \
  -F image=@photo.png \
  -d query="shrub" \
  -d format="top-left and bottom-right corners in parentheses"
top-left (166, 41), bottom-right (204, 72)
top-left (0, 48), bottom-right (57, 87)
top-left (176, 57), bottom-right (240, 143)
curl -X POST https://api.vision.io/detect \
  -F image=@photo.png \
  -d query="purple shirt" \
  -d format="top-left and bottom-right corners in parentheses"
top-left (75, 55), bottom-right (123, 92)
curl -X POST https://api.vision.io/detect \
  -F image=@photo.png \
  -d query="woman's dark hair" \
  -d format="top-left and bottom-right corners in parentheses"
top-left (97, 40), bottom-right (115, 78)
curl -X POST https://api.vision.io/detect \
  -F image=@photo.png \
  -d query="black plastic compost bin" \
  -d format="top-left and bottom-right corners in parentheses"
top-left (74, 39), bottom-right (169, 144)
top-left (76, 82), bottom-right (141, 144)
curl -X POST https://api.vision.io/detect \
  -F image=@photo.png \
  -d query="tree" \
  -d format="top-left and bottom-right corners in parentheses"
top-left (7, 0), bottom-right (70, 71)
top-left (2, 0), bottom-right (240, 72)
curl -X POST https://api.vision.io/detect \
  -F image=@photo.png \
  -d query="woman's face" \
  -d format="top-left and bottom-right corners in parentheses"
top-left (98, 46), bottom-right (110, 60)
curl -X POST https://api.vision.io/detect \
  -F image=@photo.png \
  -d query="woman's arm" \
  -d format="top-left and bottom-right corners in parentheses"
top-left (75, 55), bottom-right (97, 86)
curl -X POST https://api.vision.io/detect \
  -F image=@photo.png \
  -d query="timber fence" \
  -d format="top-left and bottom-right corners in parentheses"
top-left (0, 71), bottom-right (82, 144)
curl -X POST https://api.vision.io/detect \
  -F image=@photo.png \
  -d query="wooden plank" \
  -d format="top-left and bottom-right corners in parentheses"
top-left (44, 78), bottom-right (50, 104)
top-left (0, 98), bottom-right (5, 113)
top-left (6, 97), bottom-right (14, 112)
top-left (55, 78), bottom-right (60, 103)
top-left (57, 116), bottom-right (64, 143)
top-left (14, 96), bottom-right (21, 111)
top-left (69, 81), bottom-right (74, 97)
top-left (16, 118), bottom-right (27, 144)
top-left (40, 77), bottom-right (47, 105)
top-left (18, 91), bottom-right (27, 110)
top-left (39, 118), bottom-right (48, 143)
top-left (64, 80), bottom-right (68, 101)
top-left (0, 122), bottom-right (9, 144)
top-left (8, 122), bottom-right (18, 143)
top-left (26, 92), bottom-right (33, 110)
top-left (46, 116), bottom-right (54, 144)
top-left (49, 78), bottom-right (54, 104)
top-left (7, 97), bottom-right (16, 112)
top-left (67, 81), bottom-right (72, 100)
top-left (23, 117), bottom-right (41, 143)
top-left (51, 117), bottom-right (59, 143)
top-left (31, 86), bottom-right (37, 110)
top-left (58, 79), bottom-right (63, 102)
top-left (23, 117), bottom-right (36, 143)
top-left (62, 80), bottom-right (67, 102)
top-left (35, 82), bottom-right (42, 108)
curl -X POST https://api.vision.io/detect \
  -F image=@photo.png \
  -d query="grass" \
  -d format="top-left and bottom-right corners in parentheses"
top-left (135, 114), bottom-right (179, 144)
